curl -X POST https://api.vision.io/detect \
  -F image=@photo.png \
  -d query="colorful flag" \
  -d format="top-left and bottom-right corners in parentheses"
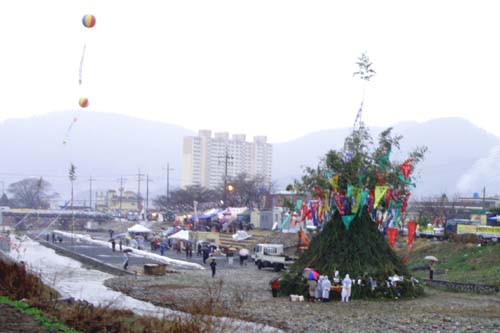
top-left (387, 227), bottom-right (398, 248)
top-left (374, 185), bottom-right (389, 209)
top-left (342, 215), bottom-right (355, 231)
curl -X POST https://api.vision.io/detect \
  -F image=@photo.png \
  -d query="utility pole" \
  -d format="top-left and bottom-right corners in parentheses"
top-left (137, 169), bottom-right (145, 219)
top-left (88, 176), bottom-right (94, 211)
top-left (482, 186), bottom-right (486, 210)
top-left (118, 177), bottom-right (125, 218)
top-left (145, 174), bottom-right (153, 221)
top-left (218, 148), bottom-right (234, 208)
top-left (164, 163), bottom-right (174, 215)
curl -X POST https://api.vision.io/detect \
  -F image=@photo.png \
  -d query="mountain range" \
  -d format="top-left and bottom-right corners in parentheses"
top-left (1, 111), bottom-right (499, 202)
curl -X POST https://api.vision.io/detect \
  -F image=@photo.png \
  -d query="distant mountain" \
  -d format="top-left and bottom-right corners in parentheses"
top-left (1, 113), bottom-right (498, 201)
top-left (273, 117), bottom-right (500, 197)
top-left (0, 111), bottom-right (194, 202)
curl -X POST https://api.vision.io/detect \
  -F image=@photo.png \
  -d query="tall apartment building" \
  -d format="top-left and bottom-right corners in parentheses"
top-left (182, 130), bottom-right (272, 189)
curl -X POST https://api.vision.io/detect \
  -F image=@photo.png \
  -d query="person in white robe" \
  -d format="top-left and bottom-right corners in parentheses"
top-left (341, 274), bottom-right (352, 302)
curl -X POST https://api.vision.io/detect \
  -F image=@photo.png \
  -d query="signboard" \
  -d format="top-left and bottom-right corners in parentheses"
top-left (457, 224), bottom-right (478, 234)
top-left (476, 226), bottom-right (500, 238)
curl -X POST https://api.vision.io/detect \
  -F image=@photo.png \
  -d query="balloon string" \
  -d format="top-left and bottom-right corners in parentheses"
top-left (63, 118), bottom-right (78, 145)
top-left (79, 44), bottom-right (86, 85)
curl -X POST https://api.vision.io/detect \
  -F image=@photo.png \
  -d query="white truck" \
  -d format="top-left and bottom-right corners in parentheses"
top-left (252, 243), bottom-right (295, 272)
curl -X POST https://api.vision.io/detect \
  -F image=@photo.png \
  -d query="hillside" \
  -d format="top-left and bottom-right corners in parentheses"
top-left (1, 112), bottom-right (499, 199)
top-left (396, 238), bottom-right (500, 286)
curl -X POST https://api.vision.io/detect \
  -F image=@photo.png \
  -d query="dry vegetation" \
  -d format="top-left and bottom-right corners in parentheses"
top-left (0, 259), bottom-right (252, 333)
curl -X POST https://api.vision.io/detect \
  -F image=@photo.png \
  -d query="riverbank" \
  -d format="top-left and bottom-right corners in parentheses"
top-left (105, 264), bottom-right (500, 333)
top-left (1, 236), bottom-right (283, 333)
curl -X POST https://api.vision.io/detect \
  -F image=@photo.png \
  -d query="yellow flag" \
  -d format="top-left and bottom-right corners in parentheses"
top-left (374, 185), bottom-right (389, 209)
top-left (329, 174), bottom-right (339, 192)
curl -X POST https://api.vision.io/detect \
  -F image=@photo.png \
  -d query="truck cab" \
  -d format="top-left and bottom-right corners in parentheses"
top-left (252, 243), bottom-right (295, 272)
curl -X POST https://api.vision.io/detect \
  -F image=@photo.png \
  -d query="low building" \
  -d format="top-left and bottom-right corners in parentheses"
top-left (95, 190), bottom-right (141, 217)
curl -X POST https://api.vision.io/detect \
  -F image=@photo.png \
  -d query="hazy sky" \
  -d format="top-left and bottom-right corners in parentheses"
top-left (1, 0), bottom-right (499, 143)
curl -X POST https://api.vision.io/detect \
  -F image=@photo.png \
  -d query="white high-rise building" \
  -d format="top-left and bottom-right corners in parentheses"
top-left (182, 130), bottom-right (272, 189)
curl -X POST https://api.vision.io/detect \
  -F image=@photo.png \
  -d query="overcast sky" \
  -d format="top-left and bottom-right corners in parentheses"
top-left (1, 0), bottom-right (499, 143)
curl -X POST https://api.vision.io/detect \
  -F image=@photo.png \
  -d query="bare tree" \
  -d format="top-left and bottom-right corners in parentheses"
top-left (7, 178), bottom-right (58, 208)
top-left (223, 173), bottom-right (273, 209)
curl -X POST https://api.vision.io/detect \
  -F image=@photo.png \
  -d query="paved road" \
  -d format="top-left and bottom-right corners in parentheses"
top-left (36, 232), bottom-right (251, 272)
top-left (40, 233), bottom-right (159, 271)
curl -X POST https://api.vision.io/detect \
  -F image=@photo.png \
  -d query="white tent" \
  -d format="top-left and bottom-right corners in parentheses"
top-left (167, 230), bottom-right (191, 241)
top-left (127, 224), bottom-right (152, 234)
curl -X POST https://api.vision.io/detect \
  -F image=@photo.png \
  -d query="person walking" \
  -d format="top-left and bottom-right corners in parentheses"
top-left (209, 255), bottom-right (217, 278)
top-left (119, 239), bottom-right (123, 252)
top-left (203, 248), bottom-right (209, 264)
top-left (111, 239), bottom-right (116, 252)
top-left (123, 251), bottom-right (131, 270)
top-left (227, 250), bottom-right (234, 265)
top-left (428, 261), bottom-right (435, 280)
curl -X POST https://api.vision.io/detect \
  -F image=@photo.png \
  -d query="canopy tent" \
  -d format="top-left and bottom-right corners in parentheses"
top-left (198, 209), bottom-right (224, 220)
top-left (127, 224), bottom-right (152, 234)
top-left (167, 230), bottom-right (191, 241)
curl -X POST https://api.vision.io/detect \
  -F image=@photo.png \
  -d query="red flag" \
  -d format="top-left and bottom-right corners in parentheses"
top-left (401, 193), bottom-right (411, 213)
top-left (401, 159), bottom-right (413, 180)
top-left (314, 186), bottom-right (323, 198)
top-left (375, 171), bottom-right (385, 184)
top-left (407, 221), bottom-right (417, 247)
top-left (334, 193), bottom-right (345, 215)
top-left (385, 189), bottom-right (393, 207)
top-left (403, 245), bottom-right (412, 264)
top-left (387, 227), bottom-right (398, 248)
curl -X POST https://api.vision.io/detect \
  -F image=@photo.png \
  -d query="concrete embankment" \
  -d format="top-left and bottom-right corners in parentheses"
top-left (38, 239), bottom-right (134, 276)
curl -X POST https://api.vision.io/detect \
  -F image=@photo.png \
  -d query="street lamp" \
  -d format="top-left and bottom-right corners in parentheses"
top-left (224, 184), bottom-right (234, 208)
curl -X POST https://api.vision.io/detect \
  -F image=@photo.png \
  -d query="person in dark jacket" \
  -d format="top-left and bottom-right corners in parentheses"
top-left (209, 255), bottom-right (217, 278)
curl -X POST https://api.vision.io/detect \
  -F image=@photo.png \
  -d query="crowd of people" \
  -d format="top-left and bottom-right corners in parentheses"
top-left (306, 271), bottom-right (353, 302)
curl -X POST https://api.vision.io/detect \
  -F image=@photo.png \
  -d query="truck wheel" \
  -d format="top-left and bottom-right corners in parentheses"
top-left (257, 261), bottom-right (262, 270)
top-left (274, 263), bottom-right (282, 272)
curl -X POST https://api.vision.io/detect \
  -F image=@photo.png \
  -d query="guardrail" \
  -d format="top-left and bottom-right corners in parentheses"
top-left (424, 279), bottom-right (499, 295)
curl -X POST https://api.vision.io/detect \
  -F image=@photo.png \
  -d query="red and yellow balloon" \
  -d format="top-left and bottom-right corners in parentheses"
top-left (79, 97), bottom-right (89, 108)
top-left (82, 15), bottom-right (96, 28)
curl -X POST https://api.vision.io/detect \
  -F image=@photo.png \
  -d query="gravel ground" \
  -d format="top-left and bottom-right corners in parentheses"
top-left (104, 264), bottom-right (500, 333)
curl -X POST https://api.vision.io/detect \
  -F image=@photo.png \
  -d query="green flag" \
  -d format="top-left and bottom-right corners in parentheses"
top-left (342, 215), bottom-right (355, 230)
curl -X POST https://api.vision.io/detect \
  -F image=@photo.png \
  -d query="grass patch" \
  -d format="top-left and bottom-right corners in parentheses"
top-left (396, 238), bottom-right (500, 285)
top-left (0, 295), bottom-right (79, 332)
